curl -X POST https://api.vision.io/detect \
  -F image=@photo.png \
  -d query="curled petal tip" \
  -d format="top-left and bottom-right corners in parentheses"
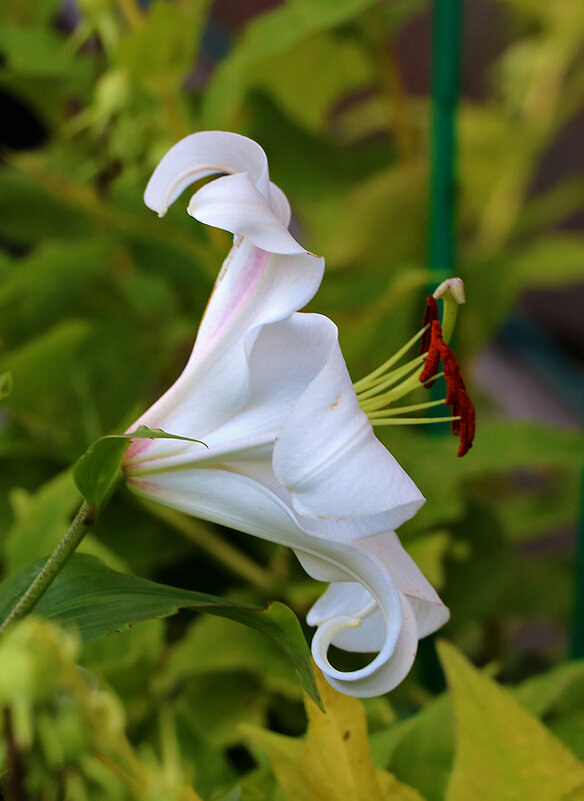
top-left (144, 131), bottom-right (307, 254)
top-left (187, 172), bottom-right (307, 255)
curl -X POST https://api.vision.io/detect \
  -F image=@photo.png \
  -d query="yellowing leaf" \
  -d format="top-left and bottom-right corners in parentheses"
top-left (438, 640), bottom-right (584, 801)
top-left (377, 771), bottom-right (428, 801)
top-left (242, 668), bottom-right (427, 801)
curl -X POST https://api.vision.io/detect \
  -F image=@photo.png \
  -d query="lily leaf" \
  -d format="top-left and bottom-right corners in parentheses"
top-left (0, 371), bottom-right (12, 400)
top-left (438, 640), bottom-right (584, 801)
top-left (73, 426), bottom-right (206, 521)
top-left (243, 668), bottom-right (424, 800)
top-left (0, 553), bottom-right (320, 706)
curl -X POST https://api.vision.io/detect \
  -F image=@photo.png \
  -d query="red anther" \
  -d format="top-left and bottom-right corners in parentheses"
top-left (439, 342), bottom-right (459, 404)
top-left (419, 320), bottom-right (442, 386)
top-left (455, 390), bottom-right (476, 457)
top-left (419, 296), bottom-right (440, 355)
top-left (418, 316), bottom-right (476, 456)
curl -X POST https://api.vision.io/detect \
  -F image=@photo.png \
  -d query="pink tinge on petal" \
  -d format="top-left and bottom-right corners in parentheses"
top-left (124, 437), bottom-right (152, 462)
top-left (130, 129), bottom-right (324, 454)
top-left (192, 241), bottom-right (269, 363)
top-left (123, 241), bottom-right (325, 453)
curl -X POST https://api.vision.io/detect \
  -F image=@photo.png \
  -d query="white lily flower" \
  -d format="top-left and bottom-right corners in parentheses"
top-left (124, 131), bottom-right (448, 696)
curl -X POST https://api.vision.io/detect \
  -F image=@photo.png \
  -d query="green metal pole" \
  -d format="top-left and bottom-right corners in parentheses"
top-left (429, 0), bottom-right (462, 280)
top-left (419, 0), bottom-right (463, 692)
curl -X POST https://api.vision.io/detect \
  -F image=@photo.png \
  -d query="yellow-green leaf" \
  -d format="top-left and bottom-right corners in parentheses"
top-left (438, 640), bottom-right (584, 801)
top-left (0, 371), bottom-right (12, 400)
top-left (243, 668), bottom-right (426, 801)
top-left (377, 771), bottom-right (428, 801)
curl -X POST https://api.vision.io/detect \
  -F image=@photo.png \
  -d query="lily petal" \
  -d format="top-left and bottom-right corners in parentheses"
top-left (267, 181), bottom-right (292, 226)
top-left (187, 172), bottom-right (304, 254)
top-left (144, 130), bottom-right (273, 215)
top-left (295, 542), bottom-right (420, 696)
top-left (357, 530), bottom-right (449, 638)
top-left (273, 328), bottom-right (425, 537)
top-left (126, 242), bottom-right (324, 457)
top-left (126, 463), bottom-right (420, 696)
top-left (306, 541), bottom-right (448, 649)
top-left (126, 130), bottom-right (450, 698)
top-left (311, 591), bottom-right (420, 697)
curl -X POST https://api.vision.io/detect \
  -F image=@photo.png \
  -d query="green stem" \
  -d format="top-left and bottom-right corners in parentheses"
top-left (0, 502), bottom-right (91, 634)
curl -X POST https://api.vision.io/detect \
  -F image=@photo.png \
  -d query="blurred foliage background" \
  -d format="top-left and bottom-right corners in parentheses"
top-left (1, 0), bottom-right (584, 798)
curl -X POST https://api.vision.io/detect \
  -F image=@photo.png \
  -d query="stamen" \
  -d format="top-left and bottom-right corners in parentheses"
top-left (357, 354), bottom-right (426, 402)
top-left (453, 389), bottom-right (476, 456)
top-left (419, 296), bottom-right (439, 354)
top-left (419, 320), bottom-right (442, 387)
top-left (367, 399), bottom-right (446, 418)
top-left (418, 306), bottom-right (476, 456)
top-left (359, 363), bottom-right (437, 413)
top-left (369, 416), bottom-right (460, 426)
top-left (439, 339), bottom-right (464, 405)
top-left (353, 327), bottom-right (428, 394)
top-left (354, 279), bottom-right (475, 456)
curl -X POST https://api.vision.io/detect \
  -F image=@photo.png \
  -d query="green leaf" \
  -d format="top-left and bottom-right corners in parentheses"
top-left (0, 319), bottom-right (93, 452)
top-left (438, 640), bottom-right (584, 801)
top-left (73, 435), bottom-right (133, 522)
top-left (318, 164), bottom-right (428, 269)
top-left (506, 234), bottom-right (584, 287)
top-left (6, 471), bottom-right (80, 572)
top-left (5, 470), bottom-right (126, 574)
top-left (243, 668), bottom-right (424, 801)
top-left (0, 553), bottom-right (320, 706)
top-left (518, 178), bottom-right (584, 234)
top-left (0, 239), bottom-right (112, 347)
top-left (370, 694), bottom-right (453, 801)
top-left (203, 0), bottom-right (381, 127)
top-left (0, 371), bottom-right (12, 400)
top-left (160, 614), bottom-right (302, 699)
top-left (116, 0), bottom-right (211, 93)
top-left (0, 25), bottom-right (74, 76)
top-left (514, 662), bottom-right (584, 761)
top-left (0, 168), bottom-right (94, 245)
top-left (372, 660), bottom-right (584, 801)
top-left (73, 426), bottom-right (207, 521)
top-left (381, 421), bottom-right (584, 532)
top-left (248, 32), bottom-right (372, 134)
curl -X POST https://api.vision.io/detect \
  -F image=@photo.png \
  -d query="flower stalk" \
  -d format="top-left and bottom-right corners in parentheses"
top-left (0, 502), bottom-right (92, 635)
